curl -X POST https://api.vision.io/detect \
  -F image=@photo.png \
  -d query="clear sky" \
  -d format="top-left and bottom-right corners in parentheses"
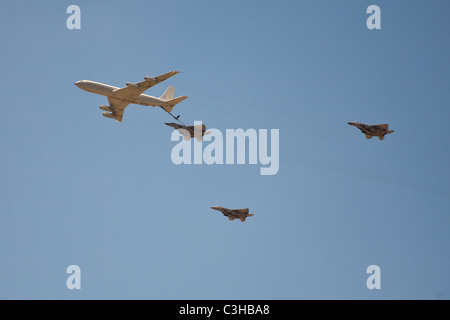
top-left (0, 0), bottom-right (449, 299)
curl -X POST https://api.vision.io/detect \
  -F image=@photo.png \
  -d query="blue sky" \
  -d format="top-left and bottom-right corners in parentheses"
top-left (0, 0), bottom-right (449, 299)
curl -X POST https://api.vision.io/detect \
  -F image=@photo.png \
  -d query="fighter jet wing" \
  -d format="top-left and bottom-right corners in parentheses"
top-left (165, 122), bottom-right (184, 130)
top-left (112, 71), bottom-right (179, 100)
top-left (374, 124), bottom-right (389, 130)
top-left (166, 123), bottom-right (192, 140)
top-left (107, 96), bottom-right (130, 122)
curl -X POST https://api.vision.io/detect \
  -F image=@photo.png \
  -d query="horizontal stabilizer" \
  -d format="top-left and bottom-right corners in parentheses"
top-left (167, 96), bottom-right (188, 105)
top-left (162, 96), bottom-right (188, 113)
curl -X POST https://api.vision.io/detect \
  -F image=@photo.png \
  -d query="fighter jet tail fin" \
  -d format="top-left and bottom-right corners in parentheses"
top-left (387, 130), bottom-right (394, 134)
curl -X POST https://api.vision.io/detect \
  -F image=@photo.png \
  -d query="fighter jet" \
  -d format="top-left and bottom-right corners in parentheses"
top-left (210, 206), bottom-right (254, 222)
top-left (165, 123), bottom-right (211, 142)
top-left (348, 122), bottom-right (394, 140)
top-left (75, 71), bottom-right (187, 122)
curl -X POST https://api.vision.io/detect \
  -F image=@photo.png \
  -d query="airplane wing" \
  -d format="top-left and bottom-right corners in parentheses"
top-left (107, 96), bottom-right (130, 122)
top-left (112, 71), bottom-right (179, 100)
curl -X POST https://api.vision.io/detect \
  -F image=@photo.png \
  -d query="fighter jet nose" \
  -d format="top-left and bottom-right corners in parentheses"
top-left (210, 206), bottom-right (221, 210)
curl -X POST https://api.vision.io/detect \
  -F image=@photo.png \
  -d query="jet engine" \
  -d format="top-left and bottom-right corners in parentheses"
top-left (99, 105), bottom-right (113, 112)
top-left (126, 82), bottom-right (139, 88)
top-left (102, 112), bottom-right (115, 119)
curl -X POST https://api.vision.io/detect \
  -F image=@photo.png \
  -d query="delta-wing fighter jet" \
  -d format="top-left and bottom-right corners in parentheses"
top-left (165, 122), bottom-right (211, 142)
top-left (210, 206), bottom-right (254, 222)
top-left (348, 122), bottom-right (394, 140)
top-left (75, 71), bottom-right (187, 122)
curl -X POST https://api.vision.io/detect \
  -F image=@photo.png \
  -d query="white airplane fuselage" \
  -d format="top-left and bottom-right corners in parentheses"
top-left (75, 80), bottom-right (169, 107)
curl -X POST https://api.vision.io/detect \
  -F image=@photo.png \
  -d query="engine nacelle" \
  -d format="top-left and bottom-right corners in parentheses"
top-left (99, 105), bottom-right (113, 112)
top-left (102, 112), bottom-right (115, 119)
top-left (126, 82), bottom-right (139, 88)
top-left (144, 76), bottom-right (157, 82)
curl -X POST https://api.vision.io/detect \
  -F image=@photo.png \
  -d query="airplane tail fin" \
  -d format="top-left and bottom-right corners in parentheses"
top-left (159, 86), bottom-right (187, 112)
top-left (387, 130), bottom-right (394, 134)
top-left (160, 86), bottom-right (175, 101)
top-left (162, 96), bottom-right (188, 113)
